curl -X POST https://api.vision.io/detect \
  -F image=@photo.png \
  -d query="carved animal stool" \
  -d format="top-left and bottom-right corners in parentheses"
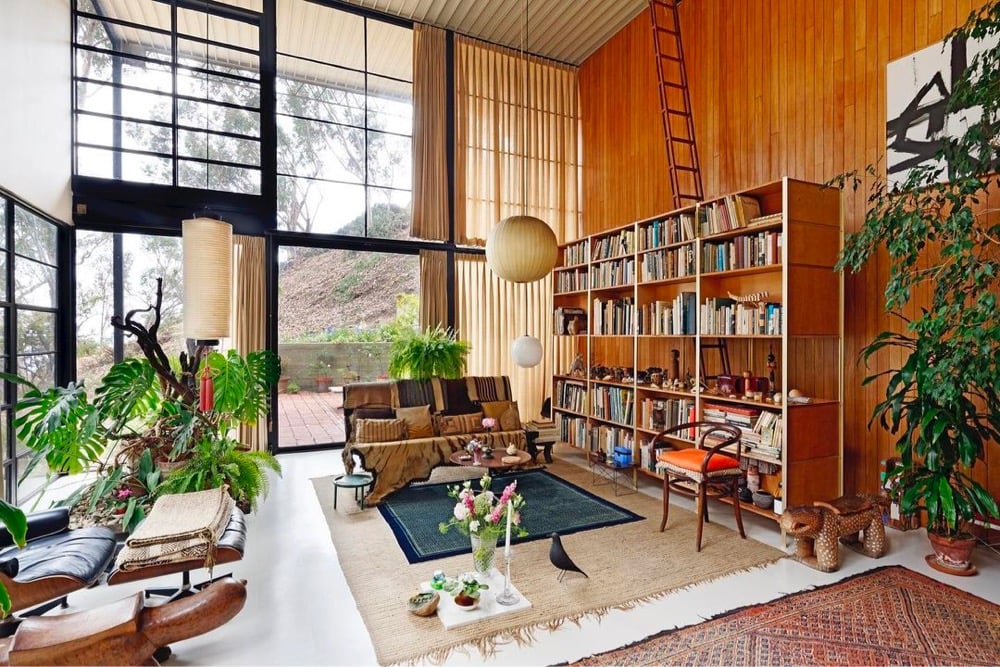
top-left (780, 495), bottom-right (887, 572)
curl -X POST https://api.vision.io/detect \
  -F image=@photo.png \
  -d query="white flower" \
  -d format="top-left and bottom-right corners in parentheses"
top-left (469, 520), bottom-right (480, 533)
top-left (483, 491), bottom-right (495, 503)
top-left (453, 503), bottom-right (470, 521)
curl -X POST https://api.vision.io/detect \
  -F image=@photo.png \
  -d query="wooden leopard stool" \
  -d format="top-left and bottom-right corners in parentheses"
top-left (780, 494), bottom-right (887, 572)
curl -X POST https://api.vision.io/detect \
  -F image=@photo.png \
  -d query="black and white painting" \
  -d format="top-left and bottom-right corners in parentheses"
top-left (886, 32), bottom-right (997, 188)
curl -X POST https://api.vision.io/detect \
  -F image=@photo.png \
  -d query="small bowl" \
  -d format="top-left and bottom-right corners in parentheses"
top-left (407, 591), bottom-right (440, 617)
top-left (752, 491), bottom-right (774, 510)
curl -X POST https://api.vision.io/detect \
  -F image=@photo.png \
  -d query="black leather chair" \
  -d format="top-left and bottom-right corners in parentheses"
top-left (0, 508), bottom-right (117, 617)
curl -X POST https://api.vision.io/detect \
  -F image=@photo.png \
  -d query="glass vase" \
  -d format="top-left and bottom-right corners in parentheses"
top-left (470, 532), bottom-right (498, 574)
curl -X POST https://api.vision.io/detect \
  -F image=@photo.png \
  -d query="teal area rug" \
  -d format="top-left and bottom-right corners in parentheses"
top-left (377, 468), bottom-right (644, 564)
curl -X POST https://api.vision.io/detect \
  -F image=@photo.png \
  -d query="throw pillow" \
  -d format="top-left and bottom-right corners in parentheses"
top-left (434, 412), bottom-right (485, 436)
top-left (347, 406), bottom-right (394, 442)
top-left (355, 418), bottom-right (407, 443)
top-left (395, 404), bottom-right (435, 439)
top-left (480, 400), bottom-right (522, 431)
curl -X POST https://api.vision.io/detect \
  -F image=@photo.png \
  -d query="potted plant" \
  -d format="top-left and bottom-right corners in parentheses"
top-left (313, 359), bottom-right (334, 393)
top-left (835, 4), bottom-right (1000, 572)
top-left (452, 572), bottom-right (488, 610)
top-left (277, 375), bottom-right (290, 393)
top-left (388, 325), bottom-right (471, 380)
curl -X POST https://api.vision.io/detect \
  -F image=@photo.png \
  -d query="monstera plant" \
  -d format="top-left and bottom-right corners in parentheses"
top-left (835, 2), bottom-right (1000, 572)
top-left (3, 279), bottom-right (282, 530)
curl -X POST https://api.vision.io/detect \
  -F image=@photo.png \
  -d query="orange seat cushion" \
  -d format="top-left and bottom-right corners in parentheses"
top-left (657, 448), bottom-right (740, 473)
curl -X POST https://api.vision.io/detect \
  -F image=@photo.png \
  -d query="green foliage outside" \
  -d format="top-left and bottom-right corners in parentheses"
top-left (834, 2), bottom-right (1000, 537)
top-left (288, 293), bottom-right (418, 344)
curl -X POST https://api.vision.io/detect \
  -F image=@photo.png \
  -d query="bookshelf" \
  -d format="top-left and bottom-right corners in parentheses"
top-left (550, 177), bottom-right (842, 525)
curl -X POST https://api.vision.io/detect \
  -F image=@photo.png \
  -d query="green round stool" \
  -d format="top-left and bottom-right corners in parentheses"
top-left (333, 473), bottom-right (373, 510)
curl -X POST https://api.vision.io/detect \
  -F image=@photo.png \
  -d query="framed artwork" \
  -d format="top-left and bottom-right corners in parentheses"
top-left (886, 32), bottom-right (997, 188)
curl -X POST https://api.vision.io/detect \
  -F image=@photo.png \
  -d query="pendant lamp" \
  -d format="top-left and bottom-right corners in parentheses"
top-left (485, 0), bottom-right (558, 284)
top-left (182, 216), bottom-right (232, 343)
top-left (511, 334), bottom-right (544, 368)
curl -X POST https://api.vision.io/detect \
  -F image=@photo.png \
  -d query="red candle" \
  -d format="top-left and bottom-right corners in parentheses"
top-left (199, 368), bottom-right (214, 412)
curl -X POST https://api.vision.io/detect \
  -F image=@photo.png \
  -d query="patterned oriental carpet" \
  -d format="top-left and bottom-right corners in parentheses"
top-left (573, 565), bottom-right (1000, 666)
top-left (377, 469), bottom-right (644, 563)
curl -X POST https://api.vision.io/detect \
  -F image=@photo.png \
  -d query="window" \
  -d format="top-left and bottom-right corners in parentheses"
top-left (1, 196), bottom-right (64, 503)
top-left (73, 0), bottom-right (263, 194)
top-left (276, 0), bottom-right (413, 238)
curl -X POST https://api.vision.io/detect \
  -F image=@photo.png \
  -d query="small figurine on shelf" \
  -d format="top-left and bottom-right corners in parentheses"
top-left (767, 345), bottom-right (778, 395)
top-left (567, 353), bottom-right (586, 378)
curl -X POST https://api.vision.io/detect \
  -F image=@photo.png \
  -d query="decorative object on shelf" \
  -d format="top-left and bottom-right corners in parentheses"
top-left (439, 472), bottom-right (526, 574)
top-left (511, 334), bottom-right (544, 368)
top-left (452, 572), bottom-right (489, 610)
top-left (746, 464), bottom-right (760, 493)
top-left (567, 353), bottom-right (586, 377)
top-left (767, 345), bottom-right (777, 390)
top-left (670, 350), bottom-right (680, 382)
top-left (780, 495), bottom-right (887, 572)
top-left (506, 444), bottom-right (518, 456)
top-left (407, 590), bottom-right (440, 617)
top-left (567, 316), bottom-right (583, 335)
top-left (752, 490), bottom-right (774, 510)
top-left (727, 290), bottom-right (769, 304)
top-left (430, 570), bottom-right (446, 590)
top-left (833, 3), bottom-right (1000, 574)
top-left (548, 532), bottom-right (588, 582)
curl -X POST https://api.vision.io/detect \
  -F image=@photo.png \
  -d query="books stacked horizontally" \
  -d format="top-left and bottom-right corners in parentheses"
top-left (701, 402), bottom-right (783, 463)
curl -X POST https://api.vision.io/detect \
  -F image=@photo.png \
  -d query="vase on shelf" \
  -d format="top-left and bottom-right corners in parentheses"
top-left (470, 533), bottom-right (498, 574)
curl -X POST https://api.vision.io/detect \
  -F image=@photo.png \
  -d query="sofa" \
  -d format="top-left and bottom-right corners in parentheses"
top-left (342, 376), bottom-right (528, 505)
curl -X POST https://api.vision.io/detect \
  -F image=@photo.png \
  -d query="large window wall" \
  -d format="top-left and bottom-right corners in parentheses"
top-left (0, 192), bottom-right (68, 503)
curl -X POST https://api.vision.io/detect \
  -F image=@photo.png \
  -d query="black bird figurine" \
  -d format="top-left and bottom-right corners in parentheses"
top-left (549, 532), bottom-right (588, 582)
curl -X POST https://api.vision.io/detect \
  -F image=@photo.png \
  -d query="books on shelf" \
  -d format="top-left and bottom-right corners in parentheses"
top-left (590, 256), bottom-right (635, 288)
top-left (555, 380), bottom-right (587, 414)
top-left (700, 298), bottom-right (782, 336)
top-left (697, 195), bottom-right (764, 236)
top-left (639, 245), bottom-right (695, 281)
top-left (587, 424), bottom-right (633, 458)
top-left (555, 268), bottom-right (588, 293)
top-left (638, 213), bottom-right (696, 250)
top-left (591, 229), bottom-right (635, 261)
top-left (590, 385), bottom-right (634, 425)
top-left (638, 291), bottom-right (696, 335)
top-left (562, 240), bottom-right (589, 267)
top-left (558, 413), bottom-right (588, 447)
top-left (702, 401), bottom-right (783, 462)
top-left (701, 230), bottom-right (782, 273)
top-left (592, 296), bottom-right (635, 335)
top-left (641, 397), bottom-right (694, 432)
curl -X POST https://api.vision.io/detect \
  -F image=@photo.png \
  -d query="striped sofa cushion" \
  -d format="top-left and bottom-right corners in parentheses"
top-left (355, 418), bottom-right (408, 443)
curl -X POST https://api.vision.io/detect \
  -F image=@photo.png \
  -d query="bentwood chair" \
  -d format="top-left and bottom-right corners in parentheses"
top-left (654, 422), bottom-right (746, 551)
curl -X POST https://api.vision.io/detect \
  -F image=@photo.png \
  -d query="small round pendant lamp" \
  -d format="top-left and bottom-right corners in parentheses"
top-left (511, 334), bottom-right (544, 368)
top-left (486, 215), bottom-right (558, 283)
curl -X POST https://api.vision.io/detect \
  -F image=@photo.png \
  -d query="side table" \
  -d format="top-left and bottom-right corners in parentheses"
top-left (524, 421), bottom-right (557, 463)
top-left (588, 452), bottom-right (637, 496)
top-left (332, 473), bottom-right (374, 509)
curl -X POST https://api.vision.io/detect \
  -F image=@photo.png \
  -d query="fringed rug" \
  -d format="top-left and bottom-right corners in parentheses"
top-left (378, 469), bottom-right (644, 563)
top-left (573, 565), bottom-right (1000, 666)
top-left (313, 459), bottom-right (783, 665)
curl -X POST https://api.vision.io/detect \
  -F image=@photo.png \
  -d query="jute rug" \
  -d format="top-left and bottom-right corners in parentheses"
top-left (313, 459), bottom-right (783, 665)
top-left (377, 469), bottom-right (644, 563)
top-left (572, 565), bottom-right (1000, 666)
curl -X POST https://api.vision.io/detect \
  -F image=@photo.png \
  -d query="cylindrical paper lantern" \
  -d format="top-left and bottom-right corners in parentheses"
top-left (511, 335), bottom-right (544, 368)
top-left (486, 215), bottom-right (558, 283)
top-left (183, 216), bottom-right (232, 341)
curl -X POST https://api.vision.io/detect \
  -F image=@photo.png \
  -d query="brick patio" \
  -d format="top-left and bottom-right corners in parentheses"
top-left (277, 390), bottom-right (346, 448)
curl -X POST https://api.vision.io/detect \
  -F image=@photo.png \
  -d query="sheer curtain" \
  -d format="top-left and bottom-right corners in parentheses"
top-left (410, 23), bottom-right (449, 241)
top-left (453, 37), bottom-right (581, 418)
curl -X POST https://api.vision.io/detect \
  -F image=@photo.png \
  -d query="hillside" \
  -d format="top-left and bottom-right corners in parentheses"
top-left (278, 247), bottom-right (418, 340)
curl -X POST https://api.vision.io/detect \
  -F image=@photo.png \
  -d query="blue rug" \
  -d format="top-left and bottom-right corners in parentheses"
top-left (377, 468), bottom-right (645, 564)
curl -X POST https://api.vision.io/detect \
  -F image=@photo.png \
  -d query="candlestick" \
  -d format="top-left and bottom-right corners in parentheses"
top-left (504, 500), bottom-right (513, 558)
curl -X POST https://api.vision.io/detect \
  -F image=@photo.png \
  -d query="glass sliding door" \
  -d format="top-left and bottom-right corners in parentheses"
top-left (276, 245), bottom-right (418, 448)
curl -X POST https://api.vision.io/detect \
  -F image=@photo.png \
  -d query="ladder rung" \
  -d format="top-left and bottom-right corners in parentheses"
top-left (673, 165), bottom-right (699, 172)
top-left (672, 137), bottom-right (696, 145)
top-left (662, 81), bottom-right (686, 89)
top-left (666, 108), bottom-right (692, 116)
top-left (659, 53), bottom-right (683, 62)
top-left (655, 26), bottom-right (680, 36)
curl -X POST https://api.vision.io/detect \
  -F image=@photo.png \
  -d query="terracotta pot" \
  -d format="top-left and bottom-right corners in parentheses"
top-left (927, 530), bottom-right (976, 572)
top-left (454, 593), bottom-right (479, 610)
top-left (277, 377), bottom-right (290, 393)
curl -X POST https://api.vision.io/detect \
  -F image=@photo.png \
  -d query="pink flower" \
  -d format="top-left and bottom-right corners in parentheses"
top-left (499, 481), bottom-right (517, 505)
top-left (490, 508), bottom-right (503, 524)
top-left (482, 417), bottom-right (497, 431)
top-left (116, 489), bottom-right (132, 500)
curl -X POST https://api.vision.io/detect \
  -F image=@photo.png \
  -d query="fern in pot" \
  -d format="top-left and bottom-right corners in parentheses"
top-left (388, 325), bottom-right (471, 380)
top-left (835, 3), bottom-right (1000, 572)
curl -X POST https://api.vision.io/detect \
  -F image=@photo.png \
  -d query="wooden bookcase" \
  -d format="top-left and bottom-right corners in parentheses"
top-left (551, 177), bottom-right (842, 524)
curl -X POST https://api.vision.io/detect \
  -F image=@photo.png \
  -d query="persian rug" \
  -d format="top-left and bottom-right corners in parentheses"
top-left (573, 565), bottom-right (1000, 666)
top-left (377, 468), bottom-right (644, 563)
top-left (313, 458), bottom-right (783, 665)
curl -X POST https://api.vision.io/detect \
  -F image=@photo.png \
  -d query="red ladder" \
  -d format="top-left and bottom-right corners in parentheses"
top-left (648, 0), bottom-right (703, 209)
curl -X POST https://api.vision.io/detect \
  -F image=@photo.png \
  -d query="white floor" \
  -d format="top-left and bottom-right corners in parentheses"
top-left (62, 445), bottom-right (1000, 666)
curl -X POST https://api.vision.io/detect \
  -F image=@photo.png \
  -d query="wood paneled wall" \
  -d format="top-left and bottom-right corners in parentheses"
top-left (579, 1), bottom-right (998, 499)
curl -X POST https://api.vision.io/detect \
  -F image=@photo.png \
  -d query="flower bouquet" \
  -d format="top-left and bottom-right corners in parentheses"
top-left (439, 473), bottom-right (527, 572)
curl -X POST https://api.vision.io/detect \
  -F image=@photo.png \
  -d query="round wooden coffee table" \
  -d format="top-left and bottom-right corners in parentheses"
top-left (449, 449), bottom-right (531, 471)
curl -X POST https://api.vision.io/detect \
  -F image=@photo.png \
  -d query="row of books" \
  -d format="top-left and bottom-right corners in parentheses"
top-left (592, 229), bottom-right (635, 261)
top-left (554, 380), bottom-right (587, 414)
top-left (702, 231), bottom-right (782, 273)
top-left (638, 213), bottom-right (696, 250)
top-left (555, 269), bottom-right (588, 294)
top-left (590, 256), bottom-right (635, 289)
top-left (553, 307), bottom-right (588, 335)
top-left (640, 397), bottom-right (695, 432)
top-left (637, 292), bottom-right (697, 335)
top-left (639, 246), bottom-right (695, 281)
top-left (561, 240), bottom-right (589, 267)
top-left (697, 195), bottom-right (764, 236)
top-left (592, 296), bottom-right (635, 335)
top-left (558, 414), bottom-right (588, 447)
top-left (591, 385), bottom-right (634, 426)
top-left (587, 425), bottom-right (634, 458)
top-left (700, 298), bottom-right (783, 336)
top-left (702, 402), bottom-right (763, 450)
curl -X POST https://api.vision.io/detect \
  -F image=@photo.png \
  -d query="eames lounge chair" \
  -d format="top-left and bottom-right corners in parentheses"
top-left (654, 421), bottom-right (746, 552)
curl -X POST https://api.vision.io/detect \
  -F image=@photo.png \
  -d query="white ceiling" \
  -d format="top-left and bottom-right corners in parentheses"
top-left (334, 0), bottom-right (649, 65)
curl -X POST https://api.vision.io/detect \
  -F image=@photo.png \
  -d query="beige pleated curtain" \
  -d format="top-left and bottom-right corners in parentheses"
top-left (230, 234), bottom-right (267, 451)
top-left (410, 24), bottom-right (449, 241)
top-left (419, 249), bottom-right (448, 330)
top-left (452, 37), bottom-right (581, 419)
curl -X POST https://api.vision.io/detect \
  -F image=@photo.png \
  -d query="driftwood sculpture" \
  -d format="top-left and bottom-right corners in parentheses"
top-left (0, 578), bottom-right (246, 666)
top-left (780, 495), bottom-right (887, 572)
